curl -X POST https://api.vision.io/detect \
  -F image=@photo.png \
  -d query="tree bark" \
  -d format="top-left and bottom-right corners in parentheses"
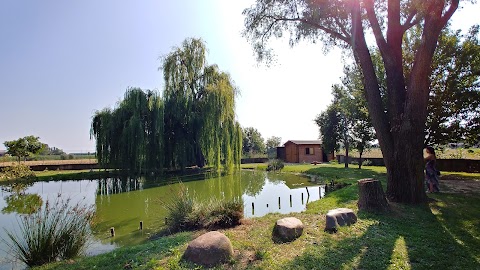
top-left (357, 178), bottom-right (390, 212)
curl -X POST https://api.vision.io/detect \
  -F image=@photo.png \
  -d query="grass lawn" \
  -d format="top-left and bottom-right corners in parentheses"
top-left (34, 164), bottom-right (480, 269)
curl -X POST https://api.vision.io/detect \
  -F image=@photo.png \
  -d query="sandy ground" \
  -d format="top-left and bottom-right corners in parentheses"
top-left (439, 178), bottom-right (480, 194)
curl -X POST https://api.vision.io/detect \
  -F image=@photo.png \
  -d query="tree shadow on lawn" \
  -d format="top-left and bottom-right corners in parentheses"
top-left (304, 166), bottom-right (386, 204)
top-left (283, 198), bottom-right (479, 270)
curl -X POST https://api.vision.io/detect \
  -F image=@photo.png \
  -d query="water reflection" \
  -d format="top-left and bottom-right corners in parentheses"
top-left (97, 177), bottom-right (145, 195)
top-left (1, 182), bottom-right (42, 214)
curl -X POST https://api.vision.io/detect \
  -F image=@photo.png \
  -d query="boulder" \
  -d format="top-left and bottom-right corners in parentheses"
top-left (273, 217), bottom-right (304, 242)
top-left (325, 208), bottom-right (357, 233)
top-left (183, 231), bottom-right (233, 267)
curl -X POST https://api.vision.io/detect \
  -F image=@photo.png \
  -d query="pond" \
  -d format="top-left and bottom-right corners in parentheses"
top-left (0, 170), bottom-right (324, 269)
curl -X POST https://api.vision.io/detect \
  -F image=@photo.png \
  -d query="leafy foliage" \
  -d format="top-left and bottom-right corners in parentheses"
top-left (266, 136), bottom-right (282, 158)
top-left (266, 159), bottom-right (285, 171)
top-left (91, 38), bottom-right (242, 173)
top-left (315, 65), bottom-right (375, 169)
top-left (91, 88), bottom-right (164, 174)
top-left (0, 164), bottom-right (36, 181)
top-left (4, 136), bottom-right (44, 162)
top-left (242, 127), bottom-right (266, 157)
top-left (425, 25), bottom-right (480, 147)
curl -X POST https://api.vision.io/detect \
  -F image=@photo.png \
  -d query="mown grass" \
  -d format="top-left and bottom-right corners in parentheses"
top-left (34, 164), bottom-right (480, 269)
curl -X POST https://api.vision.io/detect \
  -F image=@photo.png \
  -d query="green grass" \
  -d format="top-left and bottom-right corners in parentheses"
top-left (34, 169), bottom-right (112, 181)
top-left (34, 164), bottom-right (480, 269)
top-left (35, 232), bottom-right (194, 270)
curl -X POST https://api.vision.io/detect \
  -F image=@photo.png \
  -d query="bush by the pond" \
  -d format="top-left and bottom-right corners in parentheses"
top-left (362, 159), bottom-right (373, 166)
top-left (3, 198), bottom-right (95, 267)
top-left (164, 185), bottom-right (243, 232)
top-left (0, 164), bottom-right (36, 181)
top-left (267, 159), bottom-right (284, 171)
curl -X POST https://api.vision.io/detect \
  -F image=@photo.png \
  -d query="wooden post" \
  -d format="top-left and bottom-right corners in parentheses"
top-left (110, 227), bottom-right (115, 237)
top-left (290, 194), bottom-right (292, 207)
top-left (278, 197), bottom-right (281, 209)
top-left (252, 202), bottom-right (255, 215)
top-left (140, 221), bottom-right (143, 230)
top-left (357, 178), bottom-right (390, 212)
top-left (301, 193), bottom-right (304, 204)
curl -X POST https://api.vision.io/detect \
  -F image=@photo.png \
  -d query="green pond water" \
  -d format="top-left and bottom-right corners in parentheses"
top-left (0, 170), bottom-right (324, 269)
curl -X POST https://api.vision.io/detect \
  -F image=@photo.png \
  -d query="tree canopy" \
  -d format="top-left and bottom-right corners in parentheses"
top-left (4, 136), bottom-right (44, 162)
top-left (91, 38), bottom-right (242, 174)
top-left (244, 0), bottom-right (463, 203)
top-left (242, 127), bottom-right (266, 157)
top-left (425, 25), bottom-right (480, 147)
top-left (315, 65), bottom-right (375, 169)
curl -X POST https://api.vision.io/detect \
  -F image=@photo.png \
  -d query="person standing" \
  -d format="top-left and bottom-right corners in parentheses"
top-left (425, 146), bottom-right (440, 193)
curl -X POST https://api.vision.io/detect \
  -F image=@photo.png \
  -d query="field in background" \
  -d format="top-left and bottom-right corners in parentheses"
top-left (0, 158), bottom-right (97, 168)
top-left (337, 148), bottom-right (480, 160)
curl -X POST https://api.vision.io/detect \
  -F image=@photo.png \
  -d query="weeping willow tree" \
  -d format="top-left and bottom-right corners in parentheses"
top-left (91, 88), bottom-right (164, 174)
top-left (92, 38), bottom-right (241, 173)
top-left (161, 38), bottom-right (242, 172)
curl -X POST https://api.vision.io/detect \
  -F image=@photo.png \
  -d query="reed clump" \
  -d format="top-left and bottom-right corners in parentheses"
top-left (3, 198), bottom-right (95, 267)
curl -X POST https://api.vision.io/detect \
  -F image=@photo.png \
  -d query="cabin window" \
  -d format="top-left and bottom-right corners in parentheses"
top-left (305, 147), bottom-right (314, 155)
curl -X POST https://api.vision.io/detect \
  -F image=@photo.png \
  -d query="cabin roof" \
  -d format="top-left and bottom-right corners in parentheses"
top-left (284, 140), bottom-right (322, 146)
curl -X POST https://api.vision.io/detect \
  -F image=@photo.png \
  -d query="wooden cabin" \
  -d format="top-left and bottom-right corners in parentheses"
top-left (283, 140), bottom-right (323, 163)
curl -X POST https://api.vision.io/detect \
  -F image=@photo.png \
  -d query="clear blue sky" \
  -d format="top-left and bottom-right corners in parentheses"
top-left (0, 1), bottom-right (477, 153)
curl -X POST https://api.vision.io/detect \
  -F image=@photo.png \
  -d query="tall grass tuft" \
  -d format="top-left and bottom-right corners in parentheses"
top-left (164, 184), bottom-right (243, 232)
top-left (164, 185), bottom-right (198, 231)
top-left (3, 198), bottom-right (95, 267)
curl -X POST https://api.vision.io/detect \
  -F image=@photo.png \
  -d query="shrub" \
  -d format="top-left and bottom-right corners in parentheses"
top-left (3, 198), bottom-right (95, 267)
top-left (0, 164), bottom-right (36, 181)
top-left (164, 184), bottom-right (243, 232)
top-left (202, 198), bottom-right (243, 229)
top-left (266, 159), bottom-right (284, 171)
top-left (164, 185), bottom-right (197, 231)
top-left (362, 159), bottom-right (373, 166)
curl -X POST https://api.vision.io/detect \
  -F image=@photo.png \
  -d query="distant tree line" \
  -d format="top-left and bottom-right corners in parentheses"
top-left (241, 127), bottom-right (281, 158)
top-left (91, 38), bottom-right (242, 174)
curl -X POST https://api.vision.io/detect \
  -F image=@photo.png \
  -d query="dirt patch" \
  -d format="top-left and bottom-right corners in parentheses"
top-left (439, 178), bottom-right (480, 194)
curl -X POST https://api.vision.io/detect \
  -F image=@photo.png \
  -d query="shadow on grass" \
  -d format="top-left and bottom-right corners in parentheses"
top-left (37, 232), bottom-right (193, 270)
top-left (283, 194), bottom-right (480, 270)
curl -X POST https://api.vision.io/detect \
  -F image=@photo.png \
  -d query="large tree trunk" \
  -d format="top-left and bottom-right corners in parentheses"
top-left (349, 0), bottom-right (456, 204)
top-left (385, 126), bottom-right (426, 203)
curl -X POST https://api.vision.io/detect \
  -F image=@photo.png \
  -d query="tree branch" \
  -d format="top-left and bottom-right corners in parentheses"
top-left (402, 8), bottom-right (421, 32)
top-left (364, 0), bottom-right (388, 54)
top-left (264, 15), bottom-right (350, 43)
top-left (441, 0), bottom-right (459, 26)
